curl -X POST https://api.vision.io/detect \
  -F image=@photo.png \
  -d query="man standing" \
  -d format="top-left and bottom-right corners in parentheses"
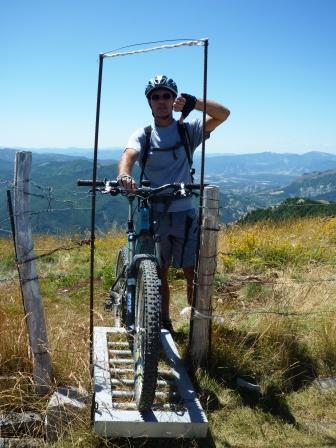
top-left (117, 75), bottom-right (230, 332)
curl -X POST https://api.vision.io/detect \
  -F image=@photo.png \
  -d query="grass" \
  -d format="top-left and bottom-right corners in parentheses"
top-left (1, 217), bottom-right (336, 446)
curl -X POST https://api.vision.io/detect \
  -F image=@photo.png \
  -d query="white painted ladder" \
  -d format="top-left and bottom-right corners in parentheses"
top-left (93, 326), bottom-right (208, 438)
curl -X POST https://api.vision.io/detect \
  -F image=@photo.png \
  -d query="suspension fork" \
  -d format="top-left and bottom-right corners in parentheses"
top-left (151, 210), bottom-right (162, 269)
top-left (126, 197), bottom-right (136, 331)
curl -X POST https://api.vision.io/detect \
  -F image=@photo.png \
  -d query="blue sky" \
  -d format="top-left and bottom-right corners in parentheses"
top-left (1, 0), bottom-right (335, 154)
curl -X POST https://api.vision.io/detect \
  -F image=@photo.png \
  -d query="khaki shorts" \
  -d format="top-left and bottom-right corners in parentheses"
top-left (151, 209), bottom-right (198, 268)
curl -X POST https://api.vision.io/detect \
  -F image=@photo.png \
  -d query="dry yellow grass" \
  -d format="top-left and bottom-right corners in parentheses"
top-left (1, 217), bottom-right (336, 446)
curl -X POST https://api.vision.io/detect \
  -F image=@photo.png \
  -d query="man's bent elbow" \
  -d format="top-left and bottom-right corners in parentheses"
top-left (220, 106), bottom-right (230, 123)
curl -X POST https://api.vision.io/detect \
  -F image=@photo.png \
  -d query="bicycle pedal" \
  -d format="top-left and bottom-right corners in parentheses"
top-left (105, 291), bottom-right (119, 310)
top-left (108, 290), bottom-right (121, 304)
top-left (104, 299), bottom-right (113, 310)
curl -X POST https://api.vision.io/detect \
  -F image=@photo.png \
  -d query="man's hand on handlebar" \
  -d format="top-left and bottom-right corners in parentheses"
top-left (116, 173), bottom-right (137, 191)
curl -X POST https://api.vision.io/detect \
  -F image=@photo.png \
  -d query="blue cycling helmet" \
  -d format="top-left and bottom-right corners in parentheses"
top-left (145, 75), bottom-right (178, 98)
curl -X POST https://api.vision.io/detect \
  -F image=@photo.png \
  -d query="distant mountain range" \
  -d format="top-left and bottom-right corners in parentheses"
top-left (196, 151), bottom-right (336, 175)
top-left (0, 147), bottom-right (122, 161)
top-left (1, 148), bottom-right (336, 233)
top-left (277, 169), bottom-right (336, 201)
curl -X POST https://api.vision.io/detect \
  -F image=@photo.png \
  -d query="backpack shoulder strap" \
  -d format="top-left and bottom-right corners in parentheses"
top-left (177, 122), bottom-right (192, 167)
top-left (140, 125), bottom-right (152, 185)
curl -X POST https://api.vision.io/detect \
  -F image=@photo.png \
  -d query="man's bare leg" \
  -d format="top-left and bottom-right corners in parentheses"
top-left (183, 266), bottom-right (195, 305)
top-left (161, 266), bottom-right (195, 317)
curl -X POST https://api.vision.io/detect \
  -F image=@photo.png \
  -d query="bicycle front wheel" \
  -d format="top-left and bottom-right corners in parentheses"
top-left (134, 259), bottom-right (161, 410)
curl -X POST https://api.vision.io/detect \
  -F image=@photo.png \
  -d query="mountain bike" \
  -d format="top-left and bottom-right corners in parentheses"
top-left (78, 178), bottom-right (201, 410)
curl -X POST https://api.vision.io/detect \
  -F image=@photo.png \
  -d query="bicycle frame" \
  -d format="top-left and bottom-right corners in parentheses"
top-left (77, 179), bottom-right (203, 331)
top-left (122, 195), bottom-right (162, 332)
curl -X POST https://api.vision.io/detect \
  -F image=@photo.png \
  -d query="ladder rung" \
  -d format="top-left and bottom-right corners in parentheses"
top-left (112, 402), bottom-right (183, 410)
top-left (112, 390), bottom-right (178, 398)
top-left (109, 349), bottom-right (132, 356)
top-left (111, 379), bottom-right (134, 386)
top-left (112, 391), bottom-right (134, 397)
top-left (111, 378), bottom-right (174, 387)
top-left (158, 370), bottom-right (175, 378)
top-left (110, 368), bottom-right (134, 374)
top-left (108, 341), bottom-right (129, 347)
top-left (109, 359), bottom-right (134, 365)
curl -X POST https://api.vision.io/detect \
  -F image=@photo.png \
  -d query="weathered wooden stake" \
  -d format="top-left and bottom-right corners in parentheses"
top-left (14, 151), bottom-right (52, 394)
top-left (189, 185), bottom-right (220, 368)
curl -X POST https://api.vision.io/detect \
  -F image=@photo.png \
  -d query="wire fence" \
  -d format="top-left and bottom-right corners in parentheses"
top-left (0, 177), bottom-right (123, 237)
top-left (1, 177), bottom-right (336, 303)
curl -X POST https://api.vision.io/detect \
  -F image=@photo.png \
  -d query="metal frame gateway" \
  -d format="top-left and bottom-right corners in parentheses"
top-left (94, 326), bottom-right (208, 438)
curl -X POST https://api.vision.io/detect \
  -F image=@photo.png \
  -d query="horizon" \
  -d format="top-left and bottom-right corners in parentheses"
top-left (2, 146), bottom-right (336, 157)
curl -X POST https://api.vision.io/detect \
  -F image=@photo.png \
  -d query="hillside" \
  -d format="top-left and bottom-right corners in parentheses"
top-left (278, 169), bottom-right (336, 201)
top-left (241, 197), bottom-right (336, 224)
top-left (2, 149), bottom-right (336, 232)
top-left (0, 154), bottom-right (129, 235)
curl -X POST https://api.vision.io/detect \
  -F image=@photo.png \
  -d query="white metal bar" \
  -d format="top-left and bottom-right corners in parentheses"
top-left (109, 349), bottom-right (132, 355)
top-left (112, 390), bottom-right (178, 398)
top-left (111, 378), bottom-right (173, 387)
top-left (112, 402), bottom-right (182, 410)
top-left (109, 358), bottom-right (133, 364)
top-left (108, 341), bottom-right (129, 347)
top-left (103, 39), bottom-right (206, 59)
top-left (110, 368), bottom-right (133, 374)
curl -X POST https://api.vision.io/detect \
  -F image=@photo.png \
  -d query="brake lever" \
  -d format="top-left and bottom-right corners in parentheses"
top-left (89, 187), bottom-right (105, 193)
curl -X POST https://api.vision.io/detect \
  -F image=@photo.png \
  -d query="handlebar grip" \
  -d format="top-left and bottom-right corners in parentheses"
top-left (77, 179), bottom-right (105, 187)
top-left (183, 183), bottom-right (208, 189)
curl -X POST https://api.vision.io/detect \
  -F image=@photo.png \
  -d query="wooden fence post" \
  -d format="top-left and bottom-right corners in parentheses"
top-left (14, 151), bottom-right (52, 394)
top-left (189, 185), bottom-right (220, 368)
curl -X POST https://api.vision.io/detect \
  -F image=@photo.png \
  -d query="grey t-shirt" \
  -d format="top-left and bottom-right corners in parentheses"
top-left (126, 118), bottom-right (205, 212)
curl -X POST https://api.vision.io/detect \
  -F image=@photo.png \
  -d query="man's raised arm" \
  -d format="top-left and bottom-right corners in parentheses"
top-left (174, 94), bottom-right (230, 133)
top-left (195, 98), bottom-right (230, 133)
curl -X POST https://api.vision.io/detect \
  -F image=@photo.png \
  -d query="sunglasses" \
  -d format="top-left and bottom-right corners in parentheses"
top-left (151, 92), bottom-right (172, 101)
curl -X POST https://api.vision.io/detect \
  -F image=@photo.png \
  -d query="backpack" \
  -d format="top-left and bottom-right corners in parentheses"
top-left (139, 122), bottom-right (194, 185)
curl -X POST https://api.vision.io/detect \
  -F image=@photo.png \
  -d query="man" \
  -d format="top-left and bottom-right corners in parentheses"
top-left (117, 75), bottom-right (230, 332)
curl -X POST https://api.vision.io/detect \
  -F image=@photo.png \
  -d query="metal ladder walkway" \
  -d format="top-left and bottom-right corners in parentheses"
top-left (93, 326), bottom-right (208, 438)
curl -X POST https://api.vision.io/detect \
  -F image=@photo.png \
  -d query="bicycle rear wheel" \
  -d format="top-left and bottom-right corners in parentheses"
top-left (134, 259), bottom-right (161, 410)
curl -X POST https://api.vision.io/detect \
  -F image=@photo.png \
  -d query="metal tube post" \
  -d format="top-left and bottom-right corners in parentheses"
top-left (189, 38), bottom-right (209, 355)
top-left (90, 54), bottom-right (104, 367)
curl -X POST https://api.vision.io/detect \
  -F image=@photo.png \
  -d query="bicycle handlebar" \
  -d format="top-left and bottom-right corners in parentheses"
top-left (77, 179), bottom-right (105, 187)
top-left (77, 179), bottom-right (206, 197)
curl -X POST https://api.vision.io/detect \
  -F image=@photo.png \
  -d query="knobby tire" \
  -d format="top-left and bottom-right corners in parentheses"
top-left (134, 259), bottom-right (161, 410)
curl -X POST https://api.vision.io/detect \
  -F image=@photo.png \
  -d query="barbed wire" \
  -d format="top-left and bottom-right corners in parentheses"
top-left (0, 272), bottom-right (90, 284)
top-left (0, 207), bottom-right (93, 227)
top-left (179, 306), bottom-right (336, 323)
top-left (1, 268), bottom-right (335, 286)
top-left (4, 179), bottom-right (336, 206)
top-left (1, 269), bottom-right (336, 321)
top-left (0, 216), bottom-right (10, 225)
top-left (19, 238), bottom-right (91, 264)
